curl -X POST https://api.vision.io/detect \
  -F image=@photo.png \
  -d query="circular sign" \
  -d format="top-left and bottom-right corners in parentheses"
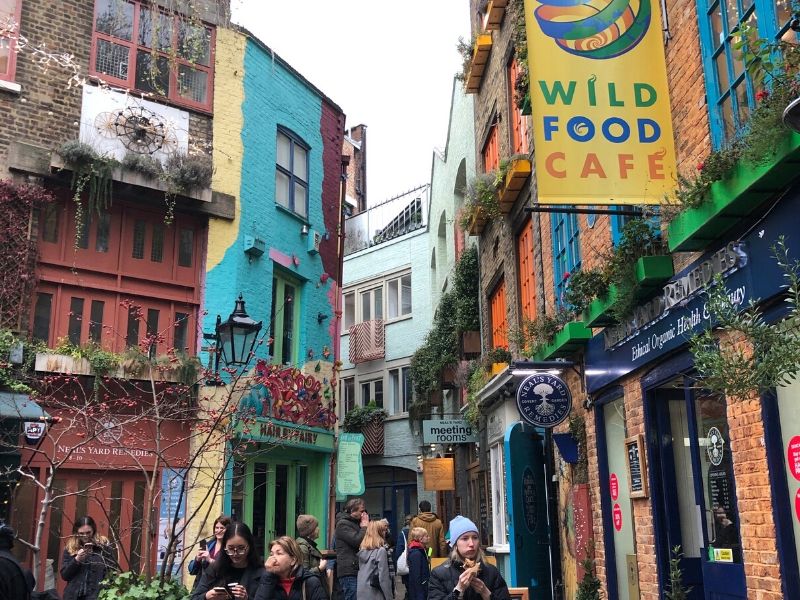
top-left (787, 436), bottom-right (800, 481)
top-left (610, 473), bottom-right (619, 501)
top-left (95, 416), bottom-right (123, 445)
top-left (522, 467), bottom-right (538, 534)
top-left (516, 374), bottom-right (572, 428)
top-left (613, 503), bottom-right (623, 531)
top-left (707, 426), bottom-right (725, 467)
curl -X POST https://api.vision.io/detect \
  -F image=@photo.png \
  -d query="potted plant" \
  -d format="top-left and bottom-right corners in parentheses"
top-left (459, 173), bottom-right (500, 235)
top-left (343, 402), bottom-right (388, 455)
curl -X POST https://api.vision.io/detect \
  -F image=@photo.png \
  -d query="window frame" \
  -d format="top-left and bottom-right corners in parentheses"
top-left (0, 0), bottom-right (23, 84)
top-left (387, 273), bottom-right (412, 320)
top-left (341, 377), bottom-right (356, 416)
top-left (508, 57), bottom-right (529, 155)
top-left (552, 211), bottom-right (581, 306)
top-left (517, 220), bottom-right (536, 322)
top-left (489, 443), bottom-right (509, 548)
top-left (482, 123), bottom-right (500, 173)
top-left (489, 279), bottom-right (508, 350)
top-left (387, 366), bottom-right (413, 415)
top-left (360, 377), bottom-right (384, 410)
top-left (275, 128), bottom-right (310, 218)
top-left (89, 0), bottom-right (215, 112)
top-left (269, 270), bottom-right (301, 366)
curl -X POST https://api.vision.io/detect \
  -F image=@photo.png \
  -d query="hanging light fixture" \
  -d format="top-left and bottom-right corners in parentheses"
top-left (215, 294), bottom-right (263, 368)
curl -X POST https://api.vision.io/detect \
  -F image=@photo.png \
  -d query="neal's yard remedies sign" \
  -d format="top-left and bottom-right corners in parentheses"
top-left (524, 0), bottom-right (676, 204)
top-left (422, 420), bottom-right (479, 444)
top-left (517, 373), bottom-right (572, 428)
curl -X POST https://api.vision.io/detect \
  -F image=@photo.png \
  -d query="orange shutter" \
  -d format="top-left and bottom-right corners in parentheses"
top-left (482, 125), bottom-right (500, 173)
top-left (489, 280), bottom-right (508, 349)
top-left (517, 221), bottom-right (536, 321)
top-left (509, 59), bottom-right (529, 155)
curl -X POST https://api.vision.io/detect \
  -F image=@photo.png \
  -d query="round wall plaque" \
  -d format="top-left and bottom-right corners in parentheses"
top-left (516, 373), bottom-right (572, 428)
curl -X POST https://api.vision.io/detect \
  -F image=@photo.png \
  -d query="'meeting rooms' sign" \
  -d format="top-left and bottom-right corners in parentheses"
top-left (422, 420), bottom-right (479, 444)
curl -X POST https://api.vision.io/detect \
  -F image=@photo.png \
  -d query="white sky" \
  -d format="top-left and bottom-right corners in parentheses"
top-left (230, 1), bottom-right (471, 206)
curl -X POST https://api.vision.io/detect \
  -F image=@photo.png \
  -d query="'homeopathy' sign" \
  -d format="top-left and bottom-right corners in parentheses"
top-left (422, 420), bottom-right (479, 444)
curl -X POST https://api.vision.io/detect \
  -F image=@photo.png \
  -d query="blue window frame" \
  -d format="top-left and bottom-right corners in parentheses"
top-left (275, 128), bottom-right (309, 218)
top-left (551, 210), bottom-right (581, 306)
top-left (697, 0), bottom-right (799, 147)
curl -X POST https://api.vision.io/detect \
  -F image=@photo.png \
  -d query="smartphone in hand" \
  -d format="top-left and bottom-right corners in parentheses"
top-left (84, 543), bottom-right (94, 554)
top-left (213, 587), bottom-right (233, 599)
top-left (199, 539), bottom-right (207, 550)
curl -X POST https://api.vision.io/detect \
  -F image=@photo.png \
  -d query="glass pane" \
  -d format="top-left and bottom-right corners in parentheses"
top-left (0, 0), bottom-right (14, 76)
top-left (669, 398), bottom-right (703, 557)
top-left (277, 134), bottom-right (291, 170)
top-left (41, 204), bottom-right (59, 243)
top-left (89, 300), bottom-right (104, 343)
top-left (401, 275), bottom-right (412, 314)
top-left (151, 223), bottom-right (164, 262)
top-left (388, 279), bottom-right (399, 318)
top-left (126, 305), bottom-right (139, 347)
top-left (374, 380), bottom-right (384, 409)
top-left (734, 81), bottom-right (750, 127)
top-left (293, 182), bottom-right (307, 217)
top-left (777, 376), bottom-right (800, 575)
top-left (777, 0), bottom-right (792, 24)
top-left (389, 370), bottom-right (400, 415)
top-left (95, 39), bottom-right (130, 80)
top-left (179, 228), bottom-right (194, 267)
top-left (721, 96), bottom-right (735, 139)
top-left (361, 382), bottom-right (370, 405)
top-left (696, 394), bottom-right (741, 561)
top-left (174, 312), bottom-right (189, 351)
top-left (345, 378), bottom-right (355, 413)
top-left (604, 398), bottom-right (633, 600)
top-left (135, 50), bottom-right (169, 96)
top-left (177, 64), bottom-right (208, 104)
top-left (710, 4), bottom-right (724, 46)
top-left (77, 212), bottom-right (91, 249)
top-left (725, 0), bottom-right (739, 32)
top-left (714, 51), bottom-right (730, 95)
top-left (275, 170), bottom-right (290, 208)
top-left (68, 297), bottom-right (84, 345)
top-left (269, 279), bottom-right (277, 358)
top-left (344, 293), bottom-right (355, 328)
top-left (374, 288), bottom-right (383, 320)
top-left (95, 212), bottom-right (110, 252)
top-left (282, 283), bottom-right (295, 365)
top-left (95, 0), bottom-right (133, 40)
top-left (730, 44), bottom-right (745, 79)
top-left (361, 291), bottom-right (371, 321)
top-left (179, 22), bottom-right (211, 65)
top-left (138, 8), bottom-right (172, 50)
top-left (294, 146), bottom-right (308, 181)
top-left (132, 220), bottom-right (145, 259)
top-left (130, 481), bottom-right (145, 573)
top-left (402, 367), bottom-right (412, 412)
top-left (33, 293), bottom-right (53, 342)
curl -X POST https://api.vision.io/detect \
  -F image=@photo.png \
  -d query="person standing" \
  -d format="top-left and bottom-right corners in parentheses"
top-left (427, 516), bottom-right (510, 600)
top-left (0, 525), bottom-right (34, 600)
top-left (255, 536), bottom-right (328, 600)
top-left (357, 520), bottom-right (393, 600)
top-left (334, 497), bottom-right (368, 600)
top-left (410, 502), bottom-right (446, 558)
top-left (406, 527), bottom-right (430, 600)
top-left (189, 516), bottom-right (232, 589)
top-left (395, 515), bottom-right (412, 600)
top-left (295, 514), bottom-right (327, 577)
top-left (60, 516), bottom-right (118, 600)
top-left (192, 522), bottom-right (265, 600)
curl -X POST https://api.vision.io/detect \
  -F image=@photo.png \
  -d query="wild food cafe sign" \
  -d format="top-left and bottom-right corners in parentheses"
top-left (524, 0), bottom-right (677, 204)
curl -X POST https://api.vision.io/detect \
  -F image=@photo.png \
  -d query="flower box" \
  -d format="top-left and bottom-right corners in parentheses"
top-left (498, 158), bottom-right (531, 211)
top-left (582, 285), bottom-right (619, 328)
top-left (466, 34), bottom-right (493, 94)
top-left (484, 0), bottom-right (508, 29)
top-left (667, 131), bottom-right (800, 252)
top-left (535, 322), bottom-right (593, 360)
top-left (466, 207), bottom-right (488, 236)
top-left (461, 331), bottom-right (482, 355)
top-left (635, 255), bottom-right (674, 288)
top-left (490, 362), bottom-right (508, 376)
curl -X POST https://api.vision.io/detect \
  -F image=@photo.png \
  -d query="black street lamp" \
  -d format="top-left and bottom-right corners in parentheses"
top-left (215, 294), bottom-right (263, 368)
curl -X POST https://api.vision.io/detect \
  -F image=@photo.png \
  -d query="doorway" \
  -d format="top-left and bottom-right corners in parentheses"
top-left (647, 376), bottom-right (746, 600)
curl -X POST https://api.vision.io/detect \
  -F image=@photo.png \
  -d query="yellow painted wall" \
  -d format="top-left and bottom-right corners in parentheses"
top-left (207, 27), bottom-right (246, 271)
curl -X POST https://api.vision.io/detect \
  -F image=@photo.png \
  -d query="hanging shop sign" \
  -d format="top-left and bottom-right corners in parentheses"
top-left (336, 433), bottom-right (365, 496)
top-left (516, 373), bottom-right (572, 428)
top-left (422, 419), bottom-right (479, 444)
top-left (523, 0), bottom-right (676, 204)
top-left (422, 458), bottom-right (455, 491)
top-left (238, 418), bottom-right (335, 452)
top-left (24, 421), bottom-right (45, 445)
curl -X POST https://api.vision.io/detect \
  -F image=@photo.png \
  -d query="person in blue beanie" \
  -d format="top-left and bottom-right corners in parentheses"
top-left (427, 516), bottom-right (510, 600)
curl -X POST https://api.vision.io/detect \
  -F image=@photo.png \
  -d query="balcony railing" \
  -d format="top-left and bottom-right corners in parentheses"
top-left (348, 319), bottom-right (385, 364)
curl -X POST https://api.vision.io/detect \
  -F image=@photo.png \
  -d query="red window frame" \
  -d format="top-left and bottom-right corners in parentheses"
top-left (89, 0), bottom-right (215, 113)
top-left (482, 124), bottom-right (500, 173)
top-left (508, 58), bottom-right (529, 155)
top-left (489, 280), bottom-right (508, 350)
top-left (0, 0), bottom-right (23, 82)
top-left (517, 220), bottom-right (536, 321)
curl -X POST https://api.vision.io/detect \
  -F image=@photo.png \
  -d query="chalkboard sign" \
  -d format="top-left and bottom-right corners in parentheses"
top-left (625, 434), bottom-right (648, 498)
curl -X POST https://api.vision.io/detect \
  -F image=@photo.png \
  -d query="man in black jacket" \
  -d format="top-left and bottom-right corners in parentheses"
top-left (0, 525), bottom-right (34, 600)
top-left (334, 497), bottom-right (368, 600)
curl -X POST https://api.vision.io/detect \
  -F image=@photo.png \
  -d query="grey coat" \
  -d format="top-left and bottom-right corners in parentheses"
top-left (357, 547), bottom-right (393, 600)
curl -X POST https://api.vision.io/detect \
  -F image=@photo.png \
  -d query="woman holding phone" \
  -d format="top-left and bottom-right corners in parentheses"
top-left (192, 522), bottom-right (265, 600)
top-left (60, 516), bottom-right (117, 600)
top-left (189, 516), bottom-right (233, 588)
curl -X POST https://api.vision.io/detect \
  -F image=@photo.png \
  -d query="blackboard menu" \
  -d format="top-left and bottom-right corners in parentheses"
top-left (626, 434), bottom-right (648, 498)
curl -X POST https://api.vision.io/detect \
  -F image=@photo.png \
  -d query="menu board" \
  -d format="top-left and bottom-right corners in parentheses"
top-left (625, 434), bottom-right (648, 498)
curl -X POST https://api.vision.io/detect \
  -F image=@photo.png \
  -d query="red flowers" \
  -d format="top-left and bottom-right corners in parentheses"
top-left (756, 89), bottom-right (769, 102)
top-left (697, 162), bottom-right (705, 172)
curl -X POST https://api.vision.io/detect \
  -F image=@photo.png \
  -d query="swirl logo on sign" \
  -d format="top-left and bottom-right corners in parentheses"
top-left (534, 0), bottom-right (652, 59)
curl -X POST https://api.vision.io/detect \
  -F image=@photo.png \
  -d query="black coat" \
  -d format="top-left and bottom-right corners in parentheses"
top-left (428, 559), bottom-right (511, 600)
top-left (333, 512), bottom-right (365, 578)
top-left (60, 543), bottom-right (117, 600)
top-left (254, 567), bottom-right (329, 600)
top-left (191, 562), bottom-right (265, 600)
top-left (407, 546), bottom-right (429, 600)
top-left (0, 548), bottom-right (34, 600)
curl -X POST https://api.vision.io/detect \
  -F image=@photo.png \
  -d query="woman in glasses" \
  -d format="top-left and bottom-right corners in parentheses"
top-left (60, 516), bottom-right (118, 600)
top-left (192, 522), bottom-right (265, 600)
top-left (254, 536), bottom-right (329, 600)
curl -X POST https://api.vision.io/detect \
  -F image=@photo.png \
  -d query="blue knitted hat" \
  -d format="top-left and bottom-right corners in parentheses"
top-left (448, 515), bottom-right (478, 545)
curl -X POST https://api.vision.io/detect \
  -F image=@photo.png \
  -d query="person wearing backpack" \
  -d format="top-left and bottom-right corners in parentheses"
top-left (406, 528), bottom-right (430, 600)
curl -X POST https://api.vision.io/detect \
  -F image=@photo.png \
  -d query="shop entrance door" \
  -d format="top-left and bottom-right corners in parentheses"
top-left (649, 378), bottom-right (746, 600)
top-left (249, 461), bottom-right (306, 558)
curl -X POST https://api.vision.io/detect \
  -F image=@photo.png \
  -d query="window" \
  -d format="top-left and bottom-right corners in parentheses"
top-left (41, 204), bottom-right (60, 243)
top-left (0, 0), bottom-right (22, 82)
top-left (91, 0), bottom-right (214, 111)
top-left (33, 293), bottom-right (53, 342)
top-left (342, 377), bottom-right (355, 415)
top-left (508, 58), bottom-right (529, 155)
top-left (89, 300), bottom-right (105, 343)
top-left (489, 443), bottom-right (508, 547)
top-left (552, 211), bottom-right (581, 306)
top-left (517, 220), bottom-right (536, 321)
top-left (343, 292), bottom-right (355, 330)
top-left (146, 308), bottom-right (159, 358)
top-left (489, 280), bottom-right (508, 349)
top-left (361, 378), bottom-right (384, 409)
top-left (132, 220), bottom-right (146, 259)
top-left (696, 0), bottom-right (796, 146)
top-left (68, 297), bottom-right (85, 345)
top-left (482, 124), bottom-right (500, 173)
top-left (360, 287), bottom-right (383, 322)
top-left (388, 367), bottom-right (413, 415)
top-left (387, 274), bottom-right (412, 319)
top-left (174, 312), bottom-right (189, 351)
top-left (275, 130), bottom-right (309, 218)
top-left (269, 272), bottom-right (300, 365)
top-left (178, 228), bottom-right (194, 267)
top-left (126, 305), bottom-right (140, 347)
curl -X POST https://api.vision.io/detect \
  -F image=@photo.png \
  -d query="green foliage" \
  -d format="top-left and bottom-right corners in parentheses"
top-left (514, 308), bottom-right (573, 356)
top-left (459, 173), bottom-right (500, 230)
top-left (564, 268), bottom-right (609, 315)
top-left (665, 546), bottom-right (691, 600)
top-left (410, 292), bottom-right (460, 397)
top-left (164, 153), bottom-right (213, 192)
top-left (453, 246), bottom-right (481, 333)
top-left (509, 0), bottom-right (530, 110)
top-left (690, 237), bottom-right (800, 399)
top-left (464, 363), bottom-right (489, 428)
top-left (342, 401), bottom-right (388, 433)
top-left (568, 414), bottom-right (588, 484)
top-left (455, 36), bottom-right (476, 84)
top-left (576, 545), bottom-right (602, 600)
top-left (485, 347), bottom-right (512, 365)
top-left (121, 152), bottom-right (164, 179)
top-left (0, 330), bottom-right (45, 393)
top-left (99, 571), bottom-right (189, 600)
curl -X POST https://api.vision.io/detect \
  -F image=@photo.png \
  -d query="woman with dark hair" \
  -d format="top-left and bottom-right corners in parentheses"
top-left (192, 522), bottom-right (265, 600)
top-left (254, 536), bottom-right (329, 600)
top-left (60, 516), bottom-right (118, 600)
top-left (189, 516), bottom-right (233, 588)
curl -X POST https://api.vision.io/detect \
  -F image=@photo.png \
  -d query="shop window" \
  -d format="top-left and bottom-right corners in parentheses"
top-left (269, 272), bottom-right (300, 365)
top-left (0, 0), bottom-right (22, 83)
top-left (482, 124), bottom-right (499, 173)
top-left (91, 0), bottom-right (214, 111)
top-left (361, 378), bottom-right (384, 409)
top-left (696, 0), bottom-right (797, 147)
top-left (517, 220), bottom-right (536, 321)
top-left (275, 129), bottom-right (309, 218)
top-left (489, 280), bottom-right (508, 349)
top-left (552, 211), bottom-right (581, 306)
top-left (508, 58), bottom-right (529, 155)
top-left (489, 443), bottom-right (508, 547)
top-left (387, 273), bottom-right (412, 319)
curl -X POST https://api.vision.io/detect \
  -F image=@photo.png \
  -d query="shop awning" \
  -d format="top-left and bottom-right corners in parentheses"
top-left (0, 392), bottom-right (48, 421)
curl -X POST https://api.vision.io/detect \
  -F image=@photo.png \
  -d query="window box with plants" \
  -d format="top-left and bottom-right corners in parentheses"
top-left (534, 321), bottom-right (593, 360)
top-left (460, 173), bottom-right (501, 235)
top-left (667, 32), bottom-right (800, 252)
top-left (497, 155), bottom-right (531, 210)
top-left (342, 402), bottom-right (388, 456)
top-left (485, 347), bottom-right (512, 377)
top-left (514, 310), bottom-right (591, 360)
top-left (483, 0), bottom-right (508, 30)
top-left (457, 33), bottom-right (493, 94)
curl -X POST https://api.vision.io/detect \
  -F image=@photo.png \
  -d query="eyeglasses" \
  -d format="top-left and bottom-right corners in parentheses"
top-left (224, 545), bottom-right (249, 556)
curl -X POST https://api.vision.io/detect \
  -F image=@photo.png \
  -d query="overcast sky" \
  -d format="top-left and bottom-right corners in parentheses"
top-left (230, 0), bottom-right (471, 206)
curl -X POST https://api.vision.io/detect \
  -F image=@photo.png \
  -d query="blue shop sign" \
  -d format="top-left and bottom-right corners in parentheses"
top-left (585, 192), bottom-right (800, 394)
top-left (517, 373), bottom-right (572, 428)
